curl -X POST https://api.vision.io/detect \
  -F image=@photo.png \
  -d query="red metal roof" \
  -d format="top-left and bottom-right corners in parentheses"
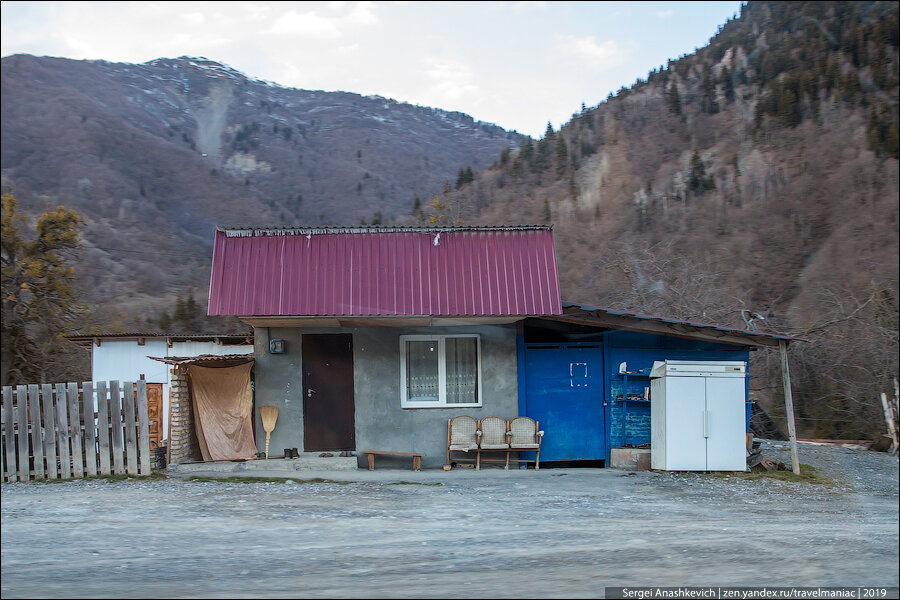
top-left (208, 226), bottom-right (562, 317)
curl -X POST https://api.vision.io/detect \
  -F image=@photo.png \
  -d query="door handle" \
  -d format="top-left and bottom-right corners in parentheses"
top-left (702, 410), bottom-right (709, 438)
top-left (307, 388), bottom-right (315, 398)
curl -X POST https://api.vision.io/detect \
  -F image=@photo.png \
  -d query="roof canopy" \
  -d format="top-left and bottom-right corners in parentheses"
top-left (66, 333), bottom-right (252, 348)
top-left (548, 302), bottom-right (804, 348)
top-left (208, 226), bottom-right (562, 317)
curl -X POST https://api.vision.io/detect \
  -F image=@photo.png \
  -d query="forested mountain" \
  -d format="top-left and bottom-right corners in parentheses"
top-left (421, 1), bottom-right (899, 438)
top-left (1, 2), bottom-right (897, 438)
top-left (1, 54), bottom-right (524, 326)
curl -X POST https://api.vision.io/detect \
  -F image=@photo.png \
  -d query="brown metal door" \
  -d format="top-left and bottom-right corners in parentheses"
top-left (303, 334), bottom-right (355, 451)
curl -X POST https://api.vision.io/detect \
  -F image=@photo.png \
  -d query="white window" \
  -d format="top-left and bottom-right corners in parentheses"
top-left (400, 335), bottom-right (482, 408)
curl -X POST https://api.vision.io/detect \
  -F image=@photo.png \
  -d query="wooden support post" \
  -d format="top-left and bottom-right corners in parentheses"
top-left (779, 340), bottom-right (801, 475)
top-left (880, 392), bottom-right (898, 455)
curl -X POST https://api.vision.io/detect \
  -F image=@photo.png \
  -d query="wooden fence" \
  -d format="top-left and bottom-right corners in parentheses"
top-left (1, 380), bottom-right (151, 482)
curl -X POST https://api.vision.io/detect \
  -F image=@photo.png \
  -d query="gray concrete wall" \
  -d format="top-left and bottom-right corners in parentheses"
top-left (253, 324), bottom-right (520, 468)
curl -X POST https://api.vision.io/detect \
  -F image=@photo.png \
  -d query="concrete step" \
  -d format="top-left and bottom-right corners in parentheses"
top-left (168, 455), bottom-right (359, 476)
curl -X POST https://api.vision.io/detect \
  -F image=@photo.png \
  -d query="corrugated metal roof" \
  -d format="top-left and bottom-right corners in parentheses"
top-left (208, 226), bottom-right (562, 317)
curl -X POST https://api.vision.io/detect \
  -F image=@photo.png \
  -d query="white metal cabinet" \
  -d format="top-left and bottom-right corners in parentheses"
top-left (650, 360), bottom-right (747, 471)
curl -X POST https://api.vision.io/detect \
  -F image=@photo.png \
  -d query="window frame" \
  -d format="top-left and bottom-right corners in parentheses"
top-left (399, 334), bottom-right (483, 409)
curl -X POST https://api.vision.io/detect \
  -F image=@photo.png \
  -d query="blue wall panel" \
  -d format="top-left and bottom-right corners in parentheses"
top-left (519, 327), bottom-right (753, 462)
top-left (522, 343), bottom-right (606, 461)
top-left (606, 331), bottom-right (750, 450)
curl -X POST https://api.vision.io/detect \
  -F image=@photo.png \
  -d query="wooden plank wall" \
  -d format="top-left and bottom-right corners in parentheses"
top-left (0, 381), bottom-right (153, 482)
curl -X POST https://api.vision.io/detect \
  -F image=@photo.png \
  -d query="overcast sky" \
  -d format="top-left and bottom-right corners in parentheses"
top-left (1, 1), bottom-right (745, 137)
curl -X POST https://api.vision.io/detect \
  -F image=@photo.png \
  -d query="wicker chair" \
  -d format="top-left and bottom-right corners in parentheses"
top-left (447, 415), bottom-right (481, 468)
top-left (478, 416), bottom-right (511, 470)
top-left (509, 416), bottom-right (544, 470)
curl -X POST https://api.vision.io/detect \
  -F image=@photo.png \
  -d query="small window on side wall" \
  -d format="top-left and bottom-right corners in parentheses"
top-left (400, 335), bottom-right (481, 408)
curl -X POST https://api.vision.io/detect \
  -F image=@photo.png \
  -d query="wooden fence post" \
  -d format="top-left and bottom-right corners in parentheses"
top-left (27, 385), bottom-right (44, 480)
top-left (16, 386), bottom-right (29, 482)
top-left (3, 387), bottom-right (15, 482)
top-left (67, 382), bottom-right (84, 478)
top-left (41, 384), bottom-right (58, 480)
top-left (82, 382), bottom-right (98, 476)
top-left (137, 381), bottom-right (151, 475)
top-left (123, 381), bottom-right (138, 476)
top-left (96, 381), bottom-right (111, 476)
top-left (109, 381), bottom-right (125, 474)
top-left (55, 383), bottom-right (71, 479)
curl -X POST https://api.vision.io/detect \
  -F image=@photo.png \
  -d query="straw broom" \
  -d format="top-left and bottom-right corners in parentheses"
top-left (259, 406), bottom-right (279, 459)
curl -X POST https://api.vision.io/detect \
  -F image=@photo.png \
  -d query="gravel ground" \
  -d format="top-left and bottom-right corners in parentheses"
top-left (2, 441), bottom-right (897, 599)
top-left (762, 439), bottom-right (899, 495)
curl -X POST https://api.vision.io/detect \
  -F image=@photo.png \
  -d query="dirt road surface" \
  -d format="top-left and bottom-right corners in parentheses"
top-left (2, 441), bottom-right (897, 598)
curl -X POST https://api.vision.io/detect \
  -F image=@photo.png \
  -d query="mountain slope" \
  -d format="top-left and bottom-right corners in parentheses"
top-left (1, 54), bottom-right (524, 320)
top-left (430, 0), bottom-right (899, 438)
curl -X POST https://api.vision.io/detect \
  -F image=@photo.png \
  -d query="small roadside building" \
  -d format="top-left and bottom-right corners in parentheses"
top-left (204, 225), bottom-right (799, 470)
top-left (68, 333), bottom-right (253, 448)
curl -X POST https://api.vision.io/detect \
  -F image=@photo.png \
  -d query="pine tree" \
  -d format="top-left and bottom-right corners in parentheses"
top-left (158, 310), bottom-right (172, 331)
top-left (555, 135), bottom-right (569, 178)
top-left (499, 147), bottom-right (511, 167)
top-left (172, 295), bottom-right (188, 331)
top-left (688, 152), bottom-right (715, 195)
top-left (667, 81), bottom-right (682, 116)
top-left (536, 122), bottom-right (555, 171)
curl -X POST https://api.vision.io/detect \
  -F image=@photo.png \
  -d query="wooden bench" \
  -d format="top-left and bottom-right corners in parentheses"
top-left (360, 450), bottom-right (426, 471)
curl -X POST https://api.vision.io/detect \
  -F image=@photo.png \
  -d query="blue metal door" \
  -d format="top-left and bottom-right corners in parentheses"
top-left (523, 344), bottom-right (606, 461)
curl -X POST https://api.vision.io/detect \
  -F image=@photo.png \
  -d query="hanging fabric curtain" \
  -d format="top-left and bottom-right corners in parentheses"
top-left (446, 337), bottom-right (477, 404)
top-left (188, 362), bottom-right (257, 461)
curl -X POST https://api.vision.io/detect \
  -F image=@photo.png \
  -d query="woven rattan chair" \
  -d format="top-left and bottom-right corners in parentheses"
top-left (509, 416), bottom-right (544, 470)
top-left (447, 415), bottom-right (481, 468)
top-left (479, 416), bottom-right (511, 470)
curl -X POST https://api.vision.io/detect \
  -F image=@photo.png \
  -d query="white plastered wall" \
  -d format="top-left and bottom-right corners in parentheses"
top-left (90, 338), bottom-right (253, 440)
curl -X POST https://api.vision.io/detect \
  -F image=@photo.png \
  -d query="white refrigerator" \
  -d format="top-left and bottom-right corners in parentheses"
top-left (650, 360), bottom-right (747, 471)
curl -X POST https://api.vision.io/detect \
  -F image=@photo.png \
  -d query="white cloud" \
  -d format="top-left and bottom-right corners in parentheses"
top-left (515, 1), bottom-right (547, 11)
top-left (558, 35), bottom-right (625, 70)
top-left (348, 1), bottom-right (380, 26)
top-left (183, 12), bottom-right (206, 25)
top-left (336, 43), bottom-right (361, 55)
top-left (422, 56), bottom-right (480, 103)
top-left (654, 9), bottom-right (675, 18)
top-left (270, 10), bottom-right (342, 38)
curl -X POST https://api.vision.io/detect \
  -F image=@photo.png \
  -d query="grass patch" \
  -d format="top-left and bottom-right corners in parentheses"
top-left (716, 464), bottom-right (831, 484)
top-left (33, 472), bottom-right (167, 484)
top-left (388, 481), bottom-right (443, 486)
top-left (186, 475), bottom-right (352, 485)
